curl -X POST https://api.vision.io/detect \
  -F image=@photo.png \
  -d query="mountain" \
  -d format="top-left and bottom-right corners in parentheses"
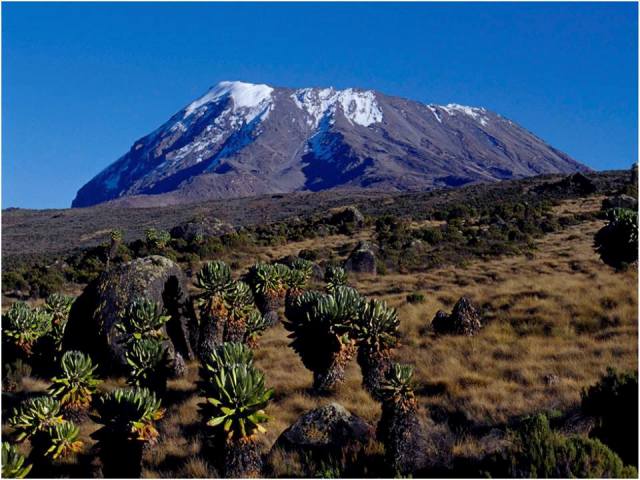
top-left (72, 81), bottom-right (587, 208)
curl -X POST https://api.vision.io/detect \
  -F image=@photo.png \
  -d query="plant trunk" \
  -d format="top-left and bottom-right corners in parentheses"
top-left (357, 347), bottom-right (392, 401)
top-left (257, 290), bottom-right (285, 324)
top-left (224, 316), bottom-right (246, 343)
top-left (313, 342), bottom-right (355, 393)
top-left (198, 302), bottom-right (226, 361)
top-left (377, 401), bottom-right (427, 476)
top-left (224, 438), bottom-right (263, 478)
top-left (98, 437), bottom-right (144, 478)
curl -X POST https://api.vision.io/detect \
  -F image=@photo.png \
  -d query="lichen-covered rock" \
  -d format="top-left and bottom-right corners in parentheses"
top-left (344, 241), bottom-right (377, 274)
top-left (64, 255), bottom-right (194, 373)
top-left (273, 403), bottom-right (374, 456)
top-left (431, 297), bottom-right (482, 336)
top-left (602, 195), bottom-right (638, 211)
top-left (170, 215), bottom-right (235, 242)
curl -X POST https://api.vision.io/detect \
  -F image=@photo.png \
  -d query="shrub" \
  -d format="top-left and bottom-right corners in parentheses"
top-left (244, 310), bottom-right (269, 347)
top-left (199, 361), bottom-right (273, 477)
top-left (43, 293), bottom-right (74, 356)
top-left (117, 297), bottom-right (170, 344)
top-left (582, 368), bottom-right (638, 466)
top-left (9, 396), bottom-right (63, 442)
top-left (1, 442), bottom-right (32, 478)
top-left (324, 265), bottom-right (347, 294)
top-left (144, 228), bottom-right (171, 250)
top-left (2, 302), bottom-right (52, 356)
top-left (486, 413), bottom-right (637, 478)
top-left (406, 292), bottom-right (425, 304)
top-left (594, 208), bottom-right (638, 269)
top-left (124, 338), bottom-right (170, 393)
top-left (48, 350), bottom-right (100, 412)
top-left (92, 387), bottom-right (165, 477)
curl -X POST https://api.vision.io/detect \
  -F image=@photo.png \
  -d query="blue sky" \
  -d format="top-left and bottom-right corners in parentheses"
top-left (3, 2), bottom-right (637, 209)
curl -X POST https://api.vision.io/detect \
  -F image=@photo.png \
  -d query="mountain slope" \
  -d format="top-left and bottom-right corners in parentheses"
top-left (72, 81), bottom-right (587, 207)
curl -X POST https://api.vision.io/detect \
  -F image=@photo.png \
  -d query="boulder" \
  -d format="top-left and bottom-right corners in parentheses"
top-left (328, 206), bottom-right (365, 231)
top-left (602, 194), bottom-right (638, 211)
top-left (273, 403), bottom-right (375, 456)
top-left (64, 255), bottom-right (194, 373)
top-left (431, 297), bottom-right (482, 336)
top-left (170, 215), bottom-right (235, 242)
top-left (344, 241), bottom-right (377, 274)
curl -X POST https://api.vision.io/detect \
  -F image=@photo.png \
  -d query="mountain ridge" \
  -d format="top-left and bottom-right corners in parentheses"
top-left (72, 81), bottom-right (588, 208)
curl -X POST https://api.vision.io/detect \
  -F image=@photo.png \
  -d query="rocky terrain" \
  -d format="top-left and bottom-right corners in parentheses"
top-left (72, 81), bottom-right (587, 208)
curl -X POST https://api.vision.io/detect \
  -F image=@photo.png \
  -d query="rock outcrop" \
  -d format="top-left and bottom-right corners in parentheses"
top-left (170, 215), bottom-right (235, 242)
top-left (344, 241), bottom-right (377, 274)
top-left (431, 297), bottom-right (482, 336)
top-left (602, 194), bottom-right (638, 211)
top-left (273, 403), bottom-right (375, 457)
top-left (64, 255), bottom-right (194, 372)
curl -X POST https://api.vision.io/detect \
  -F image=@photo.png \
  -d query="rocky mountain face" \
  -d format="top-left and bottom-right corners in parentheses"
top-left (72, 81), bottom-right (587, 208)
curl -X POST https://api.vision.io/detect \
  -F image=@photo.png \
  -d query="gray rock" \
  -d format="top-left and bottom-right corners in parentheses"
top-left (602, 194), bottom-right (638, 211)
top-left (170, 215), bottom-right (235, 242)
top-left (274, 403), bottom-right (374, 455)
top-left (344, 241), bottom-right (377, 274)
top-left (431, 297), bottom-right (482, 336)
top-left (64, 255), bottom-right (194, 373)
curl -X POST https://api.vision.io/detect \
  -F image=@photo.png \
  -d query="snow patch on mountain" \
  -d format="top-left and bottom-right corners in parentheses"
top-left (184, 81), bottom-right (274, 124)
top-left (292, 87), bottom-right (383, 128)
top-left (427, 105), bottom-right (442, 123)
top-left (441, 103), bottom-right (489, 126)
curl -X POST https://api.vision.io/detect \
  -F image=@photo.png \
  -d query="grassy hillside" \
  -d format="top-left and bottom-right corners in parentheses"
top-left (1, 170), bottom-right (637, 478)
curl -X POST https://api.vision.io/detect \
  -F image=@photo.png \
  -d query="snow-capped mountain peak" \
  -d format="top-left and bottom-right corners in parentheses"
top-left (72, 81), bottom-right (586, 208)
top-left (184, 80), bottom-right (274, 123)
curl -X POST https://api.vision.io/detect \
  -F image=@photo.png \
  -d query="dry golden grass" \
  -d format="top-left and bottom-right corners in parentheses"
top-left (4, 197), bottom-right (637, 476)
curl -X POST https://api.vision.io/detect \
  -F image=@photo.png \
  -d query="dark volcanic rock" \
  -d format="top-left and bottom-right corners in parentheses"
top-left (64, 255), bottom-right (194, 372)
top-left (170, 215), bottom-right (235, 242)
top-left (344, 241), bottom-right (377, 274)
top-left (274, 403), bottom-right (374, 456)
top-left (431, 297), bottom-right (482, 336)
top-left (602, 194), bottom-right (638, 211)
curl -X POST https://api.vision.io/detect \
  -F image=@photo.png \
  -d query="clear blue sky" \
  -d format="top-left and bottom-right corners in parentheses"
top-left (3, 2), bottom-right (637, 209)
